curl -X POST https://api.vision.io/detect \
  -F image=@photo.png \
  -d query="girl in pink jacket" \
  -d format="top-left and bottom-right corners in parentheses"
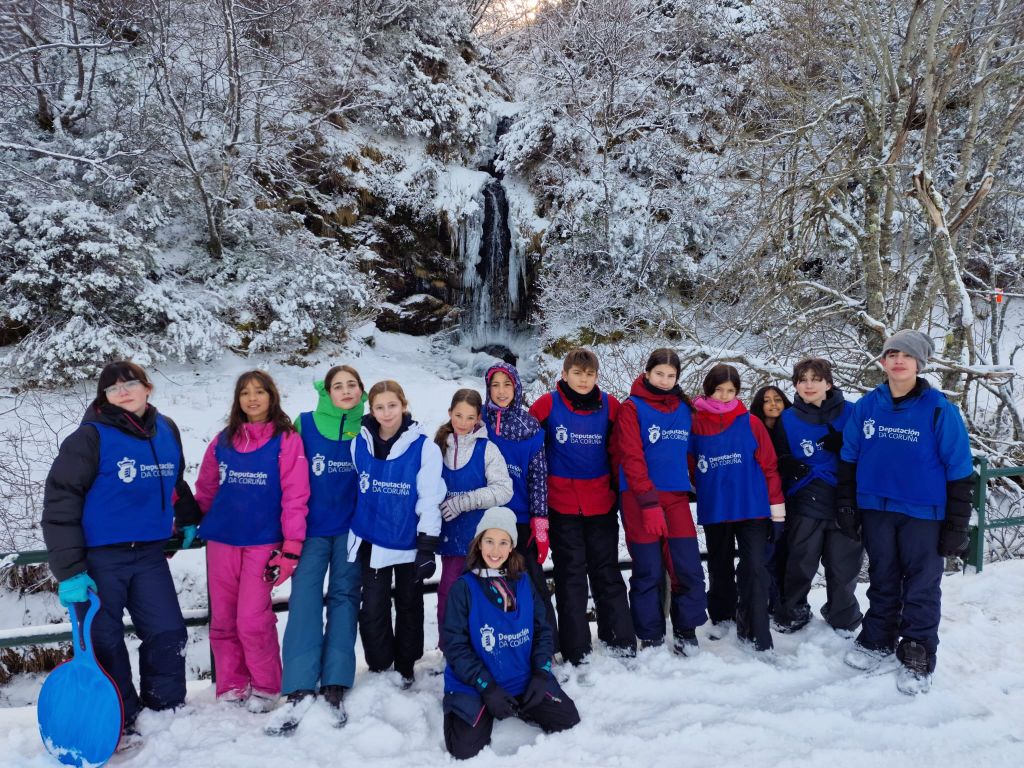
top-left (195, 370), bottom-right (310, 712)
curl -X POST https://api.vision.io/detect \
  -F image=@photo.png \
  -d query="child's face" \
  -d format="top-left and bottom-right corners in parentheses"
top-left (480, 529), bottom-right (514, 569)
top-left (105, 378), bottom-right (151, 417)
top-left (646, 364), bottom-right (678, 390)
top-left (371, 391), bottom-right (405, 431)
top-left (710, 381), bottom-right (737, 403)
top-left (488, 372), bottom-right (516, 408)
top-left (329, 371), bottom-right (363, 410)
top-left (795, 375), bottom-right (831, 407)
top-left (449, 401), bottom-right (480, 436)
top-left (761, 389), bottom-right (786, 418)
top-left (562, 365), bottom-right (598, 395)
top-left (239, 379), bottom-right (271, 423)
top-left (882, 350), bottom-right (918, 386)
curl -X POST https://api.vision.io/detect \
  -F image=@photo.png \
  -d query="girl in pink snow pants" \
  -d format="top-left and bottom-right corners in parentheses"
top-left (196, 370), bottom-right (310, 712)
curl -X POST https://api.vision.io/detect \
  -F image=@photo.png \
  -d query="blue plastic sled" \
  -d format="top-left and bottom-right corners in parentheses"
top-left (37, 591), bottom-right (123, 766)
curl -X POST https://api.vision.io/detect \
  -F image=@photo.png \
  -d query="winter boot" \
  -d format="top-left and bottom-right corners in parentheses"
top-left (638, 637), bottom-right (665, 651)
top-left (774, 605), bottom-right (811, 634)
top-left (672, 629), bottom-right (700, 658)
top-left (706, 620), bottom-right (734, 641)
top-left (264, 690), bottom-right (315, 736)
top-left (114, 722), bottom-right (144, 754)
top-left (245, 690), bottom-right (280, 714)
top-left (320, 685), bottom-right (348, 728)
top-left (895, 640), bottom-right (933, 695)
top-left (843, 642), bottom-right (897, 673)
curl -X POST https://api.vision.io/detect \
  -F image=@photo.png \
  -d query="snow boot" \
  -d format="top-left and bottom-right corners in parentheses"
top-left (706, 620), bottom-right (733, 641)
top-left (320, 685), bottom-right (348, 728)
top-left (245, 690), bottom-right (279, 714)
top-left (264, 690), bottom-right (315, 736)
top-left (773, 605), bottom-right (811, 634)
top-left (843, 642), bottom-right (897, 673)
top-left (114, 722), bottom-right (144, 754)
top-left (672, 629), bottom-right (700, 658)
top-left (895, 640), bottom-right (933, 695)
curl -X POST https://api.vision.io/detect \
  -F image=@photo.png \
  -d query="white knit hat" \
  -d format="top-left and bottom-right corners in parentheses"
top-left (475, 507), bottom-right (518, 547)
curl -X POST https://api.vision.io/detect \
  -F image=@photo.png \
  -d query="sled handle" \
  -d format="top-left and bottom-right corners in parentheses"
top-left (68, 590), bottom-right (100, 658)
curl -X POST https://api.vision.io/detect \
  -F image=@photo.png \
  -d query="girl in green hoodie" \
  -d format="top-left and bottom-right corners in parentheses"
top-left (269, 366), bottom-right (367, 735)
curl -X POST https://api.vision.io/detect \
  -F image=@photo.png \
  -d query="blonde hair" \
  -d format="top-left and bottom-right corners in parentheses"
top-left (367, 380), bottom-right (409, 410)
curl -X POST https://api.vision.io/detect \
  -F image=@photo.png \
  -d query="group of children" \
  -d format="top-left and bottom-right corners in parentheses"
top-left (41, 328), bottom-right (974, 757)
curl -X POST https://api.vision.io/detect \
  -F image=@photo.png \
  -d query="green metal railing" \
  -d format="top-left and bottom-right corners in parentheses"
top-left (967, 457), bottom-right (1024, 573)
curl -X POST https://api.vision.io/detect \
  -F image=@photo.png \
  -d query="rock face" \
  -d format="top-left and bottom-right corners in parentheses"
top-left (375, 294), bottom-right (460, 335)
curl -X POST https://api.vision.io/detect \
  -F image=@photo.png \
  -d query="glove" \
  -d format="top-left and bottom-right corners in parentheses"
top-left (269, 540), bottom-right (303, 586)
top-left (641, 505), bottom-right (669, 538)
top-left (440, 497), bottom-right (462, 522)
top-left (414, 533), bottom-right (439, 583)
top-left (768, 520), bottom-right (785, 544)
top-left (480, 682), bottom-right (518, 719)
top-left (821, 425), bottom-right (843, 454)
top-left (519, 670), bottom-right (550, 711)
top-left (180, 525), bottom-right (198, 550)
top-left (836, 505), bottom-right (862, 542)
top-left (530, 517), bottom-right (550, 564)
top-left (938, 522), bottom-right (970, 557)
top-left (58, 572), bottom-right (98, 607)
top-left (777, 454), bottom-right (811, 483)
top-left (769, 503), bottom-right (786, 523)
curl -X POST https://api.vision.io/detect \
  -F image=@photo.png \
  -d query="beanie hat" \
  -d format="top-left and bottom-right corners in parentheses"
top-left (475, 507), bottom-right (518, 548)
top-left (882, 330), bottom-right (934, 371)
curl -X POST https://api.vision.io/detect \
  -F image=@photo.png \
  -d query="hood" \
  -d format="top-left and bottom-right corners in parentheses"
top-left (312, 379), bottom-right (367, 440)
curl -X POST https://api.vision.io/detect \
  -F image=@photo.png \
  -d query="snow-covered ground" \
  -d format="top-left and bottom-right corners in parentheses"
top-left (3, 330), bottom-right (1024, 766)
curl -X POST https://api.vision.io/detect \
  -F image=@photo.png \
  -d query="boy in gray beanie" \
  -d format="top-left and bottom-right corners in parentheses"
top-left (835, 329), bottom-right (973, 695)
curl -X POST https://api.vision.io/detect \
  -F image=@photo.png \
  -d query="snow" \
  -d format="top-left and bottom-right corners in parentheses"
top-left (3, 561), bottom-right (1024, 767)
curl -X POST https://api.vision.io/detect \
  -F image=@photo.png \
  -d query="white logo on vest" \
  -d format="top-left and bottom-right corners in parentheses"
top-left (648, 425), bottom-right (661, 444)
top-left (117, 457), bottom-right (137, 483)
top-left (863, 419), bottom-right (875, 439)
top-left (480, 623), bottom-right (496, 653)
top-left (311, 453), bottom-right (326, 477)
top-left (358, 472), bottom-right (370, 493)
top-left (800, 439), bottom-right (815, 457)
top-left (697, 454), bottom-right (709, 474)
top-left (218, 462), bottom-right (228, 485)
top-left (555, 425), bottom-right (569, 444)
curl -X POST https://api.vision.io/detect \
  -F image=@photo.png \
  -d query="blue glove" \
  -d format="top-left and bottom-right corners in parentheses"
top-left (58, 572), bottom-right (97, 607)
top-left (181, 525), bottom-right (198, 549)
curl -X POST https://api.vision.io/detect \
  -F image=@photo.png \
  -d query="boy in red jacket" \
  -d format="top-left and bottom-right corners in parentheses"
top-left (530, 349), bottom-right (636, 667)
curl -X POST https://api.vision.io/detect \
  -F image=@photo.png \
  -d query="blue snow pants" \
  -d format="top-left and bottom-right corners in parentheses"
top-left (627, 539), bottom-right (708, 643)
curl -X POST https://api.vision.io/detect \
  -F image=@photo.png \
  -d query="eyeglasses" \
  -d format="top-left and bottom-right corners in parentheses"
top-left (104, 380), bottom-right (144, 397)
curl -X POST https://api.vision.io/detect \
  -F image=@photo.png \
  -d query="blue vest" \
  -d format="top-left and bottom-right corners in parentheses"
top-left (439, 438), bottom-right (489, 557)
top-left (780, 406), bottom-right (850, 496)
top-left (444, 573), bottom-right (534, 697)
top-left (200, 432), bottom-right (283, 546)
top-left (486, 423), bottom-right (544, 523)
top-left (689, 413), bottom-right (770, 525)
top-left (350, 434), bottom-right (424, 550)
top-left (81, 418), bottom-right (180, 547)
top-left (619, 397), bottom-right (692, 492)
top-left (854, 387), bottom-right (949, 515)
top-left (299, 412), bottom-right (358, 538)
top-left (546, 392), bottom-right (610, 480)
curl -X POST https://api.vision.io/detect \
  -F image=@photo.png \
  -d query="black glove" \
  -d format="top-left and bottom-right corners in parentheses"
top-left (519, 671), bottom-right (550, 711)
top-left (938, 523), bottom-right (970, 557)
top-left (414, 533), bottom-right (439, 583)
top-left (480, 683), bottom-right (518, 719)
top-left (821, 425), bottom-right (844, 454)
top-left (939, 477), bottom-right (974, 557)
top-left (835, 505), bottom-right (862, 542)
top-left (777, 454), bottom-right (811, 484)
top-left (767, 520), bottom-right (785, 544)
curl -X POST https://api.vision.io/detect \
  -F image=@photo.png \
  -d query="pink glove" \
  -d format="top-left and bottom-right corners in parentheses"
top-left (270, 539), bottom-right (303, 586)
top-left (641, 505), bottom-right (669, 538)
top-left (530, 517), bottom-right (550, 565)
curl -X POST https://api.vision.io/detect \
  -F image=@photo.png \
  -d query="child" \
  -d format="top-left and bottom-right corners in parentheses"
top-left (270, 365), bottom-right (367, 734)
top-left (435, 388), bottom-right (513, 638)
top-left (195, 370), bottom-right (310, 713)
top-left (751, 385), bottom-right (793, 616)
top-left (837, 330), bottom-right (973, 695)
top-left (348, 380), bottom-right (445, 687)
top-left (689, 364), bottom-right (785, 652)
top-left (483, 362), bottom-right (558, 648)
top-left (611, 348), bottom-right (707, 655)
top-left (529, 348), bottom-right (636, 666)
top-left (442, 507), bottom-right (580, 760)
top-left (770, 359), bottom-right (863, 635)
top-left (42, 361), bottom-right (201, 749)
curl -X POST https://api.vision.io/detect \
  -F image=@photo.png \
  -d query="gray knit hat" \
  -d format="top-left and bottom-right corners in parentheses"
top-left (475, 507), bottom-right (518, 548)
top-left (882, 329), bottom-right (935, 371)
